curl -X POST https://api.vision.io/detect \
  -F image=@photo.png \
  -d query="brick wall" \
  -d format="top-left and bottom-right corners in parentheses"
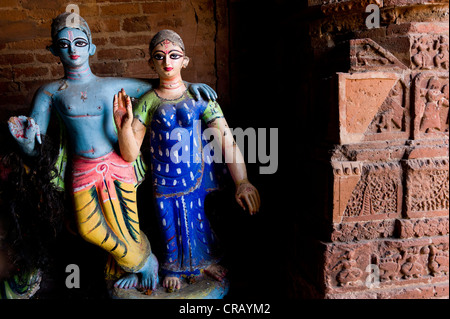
top-left (0, 0), bottom-right (223, 123)
top-left (288, 0), bottom-right (449, 299)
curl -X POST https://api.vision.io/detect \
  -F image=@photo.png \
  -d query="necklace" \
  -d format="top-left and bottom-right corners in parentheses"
top-left (154, 87), bottom-right (188, 101)
top-left (160, 80), bottom-right (184, 90)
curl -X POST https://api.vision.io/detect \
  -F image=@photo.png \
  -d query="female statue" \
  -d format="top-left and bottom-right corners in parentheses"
top-left (114, 30), bottom-right (261, 291)
top-left (7, 13), bottom-right (216, 291)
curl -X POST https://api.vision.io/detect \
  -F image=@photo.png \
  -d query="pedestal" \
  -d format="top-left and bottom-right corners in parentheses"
top-left (107, 274), bottom-right (229, 299)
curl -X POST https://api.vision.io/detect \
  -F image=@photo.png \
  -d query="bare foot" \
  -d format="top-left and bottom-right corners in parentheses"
top-left (163, 276), bottom-right (181, 292)
top-left (114, 273), bottom-right (139, 289)
top-left (138, 253), bottom-right (159, 290)
top-left (114, 253), bottom-right (159, 290)
top-left (204, 264), bottom-right (227, 282)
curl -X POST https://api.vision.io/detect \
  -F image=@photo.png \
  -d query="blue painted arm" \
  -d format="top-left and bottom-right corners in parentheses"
top-left (117, 78), bottom-right (154, 99)
top-left (8, 86), bottom-right (53, 156)
top-left (185, 81), bottom-right (218, 101)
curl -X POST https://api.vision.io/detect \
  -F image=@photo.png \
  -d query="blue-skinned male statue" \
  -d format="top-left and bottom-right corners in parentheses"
top-left (7, 12), bottom-right (217, 291)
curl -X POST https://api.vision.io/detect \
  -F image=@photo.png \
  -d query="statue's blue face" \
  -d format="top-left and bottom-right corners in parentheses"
top-left (54, 28), bottom-right (91, 68)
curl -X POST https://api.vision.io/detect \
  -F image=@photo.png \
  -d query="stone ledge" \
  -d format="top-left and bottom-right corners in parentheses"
top-left (325, 281), bottom-right (449, 299)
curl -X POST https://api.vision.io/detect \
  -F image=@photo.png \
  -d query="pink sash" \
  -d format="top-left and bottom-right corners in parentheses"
top-left (72, 151), bottom-right (137, 198)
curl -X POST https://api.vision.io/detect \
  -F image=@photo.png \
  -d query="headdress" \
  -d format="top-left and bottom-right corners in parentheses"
top-left (149, 29), bottom-right (185, 53)
top-left (50, 12), bottom-right (92, 44)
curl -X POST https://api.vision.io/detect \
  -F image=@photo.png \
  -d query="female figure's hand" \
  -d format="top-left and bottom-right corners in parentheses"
top-left (235, 179), bottom-right (260, 215)
top-left (113, 88), bottom-right (133, 131)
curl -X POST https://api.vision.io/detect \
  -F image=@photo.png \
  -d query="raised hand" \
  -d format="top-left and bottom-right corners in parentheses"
top-left (235, 179), bottom-right (261, 215)
top-left (113, 88), bottom-right (133, 131)
top-left (8, 115), bottom-right (41, 155)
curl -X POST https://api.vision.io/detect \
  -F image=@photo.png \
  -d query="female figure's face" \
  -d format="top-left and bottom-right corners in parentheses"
top-left (151, 40), bottom-right (187, 79)
top-left (53, 28), bottom-right (92, 68)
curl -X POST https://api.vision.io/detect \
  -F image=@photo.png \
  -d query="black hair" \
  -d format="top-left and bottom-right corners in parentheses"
top-left (0, 122), bottom-right (68, 273)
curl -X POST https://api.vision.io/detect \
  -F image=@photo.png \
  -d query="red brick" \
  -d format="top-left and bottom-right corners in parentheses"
top-left (122, 16), bottom-right (152, 33)
top-left (387, 22), bottom-right (450, 36)
top-left (123, 60), bottom-right (153, 77)
top-left (100, 4), bottom-right (140, 16)
top-left (384, 0), bottom-right (448, 7)
top-left (90, 61), bottom-right (126, 76)
top-left (20, 79), bottom-right (52, 92)
top-left (20, 0), bottom-right (65, 10)
top-left (109, 35), bottom-right (151, 47)
top-left (91, 37), bottom-right (108, 46)
top-left (0, 66), bottom-right (13, 79)
top-left (0, 0), bottom-right (20, 8)
top-left (96, 0), bottom-right (134, 2)
top-left (0, 9), bottom-right (28, 21)
top-left (156, 18), bottom-right (183, 29)
top-left (433, 282), bottom-right (449, 298)
top-left (97, 48), bottom-right (146, 61)
top-left (35, 53), bottom-right (59, 64)
top-left (49, 65), bottom-right (64, 78)
top-left (0, 53), bottom-right (34, 66)
top-left (353, 149), bottom-right (393, 161)
top-left (23, 8), bottom-right (61, 21)
top-left (141, 2), bottom-right (167, 14)
top-left (407, 146), bottom-right (450, 159)
top-left (77, 3), bottom-right (100, 17)
top-left (13, 66), bottom-right (49, 79)
top-left (0, 21), bottom-right (48, 43)
top-left (88, 18), bottom-right (121, 33)
top-left (7, 38), bottom-right (51, 51)
top-left (326, 291), bottom-right (378, 299)
top-left (377, 284), bottom-right (435, 299)
top-left (0, 81), bottom-right (20, 92)
top-left (355, 26), bottom-right (387, 40)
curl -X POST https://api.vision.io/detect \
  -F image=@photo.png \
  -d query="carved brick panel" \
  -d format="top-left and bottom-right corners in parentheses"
top-left (397, 216), bottom-right (449, 238)
top-left (350, 38), bottom-right (408, 73)
top-left (338, 72), bottom-right (400, 144)
top-left (364, 78), bottom-right (411, 141)
top-left (331, 219), bottom-right (396, 242)
top-left (324, 236), bottom-right (449, 292)
top-left (412, 72), bottom-right (449, 139)
top-left (411, 35), bottom-right (449, 71)
top-left (404, 158), bottom-right (449, 218)
top-left (319, 0), bottom-right (383, 15)
top-left (333, 161), bottom-right (402, 223)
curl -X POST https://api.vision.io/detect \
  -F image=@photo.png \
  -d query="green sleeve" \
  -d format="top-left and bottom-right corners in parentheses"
top-left (202, 100), bottom-right (224, 124)
top-left (133, 91), bottom-right (159, 127)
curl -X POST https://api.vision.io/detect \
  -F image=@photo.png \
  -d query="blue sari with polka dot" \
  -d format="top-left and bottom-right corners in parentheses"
top-left (135, 90), bottom-right (226, 277)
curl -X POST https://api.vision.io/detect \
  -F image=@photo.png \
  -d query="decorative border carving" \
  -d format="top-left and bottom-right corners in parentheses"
top-left (324, 237), bottom-right (449, 290)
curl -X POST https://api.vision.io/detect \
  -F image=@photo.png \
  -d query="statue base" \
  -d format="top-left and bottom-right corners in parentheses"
top-left (106, 274), bottom-right (229, 299)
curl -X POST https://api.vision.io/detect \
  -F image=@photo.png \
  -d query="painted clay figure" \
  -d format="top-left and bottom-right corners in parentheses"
top-left (113, 30), bottom-right (260, 292)
top-left (7, 13), bottom-right (217, 291)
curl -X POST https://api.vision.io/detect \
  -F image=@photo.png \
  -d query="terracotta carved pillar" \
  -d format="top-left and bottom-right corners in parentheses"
top-left (299, 0), bottom-right (449, 299)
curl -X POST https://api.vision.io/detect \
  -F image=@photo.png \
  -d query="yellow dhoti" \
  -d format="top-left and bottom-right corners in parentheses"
top-left (72, 151), bottom-right (150, 273)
